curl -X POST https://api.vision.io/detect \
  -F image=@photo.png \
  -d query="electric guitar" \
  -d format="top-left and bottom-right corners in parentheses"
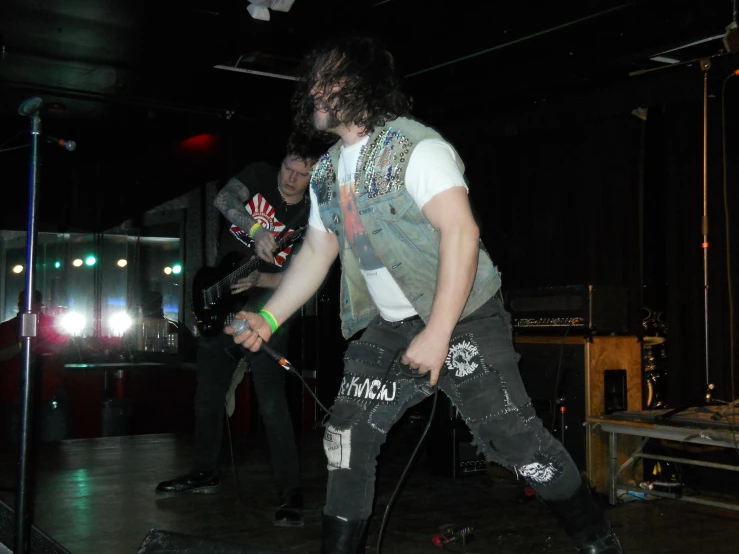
top-left (192, 225), bottom-right (306, 337)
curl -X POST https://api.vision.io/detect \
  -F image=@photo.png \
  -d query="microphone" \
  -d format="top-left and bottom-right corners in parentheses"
top-left (230, 318), bottom-right (287, 366)
top-left (45, 135), bottom-right (76, 152)
top-left (18, 97), bottom-right (43, 117)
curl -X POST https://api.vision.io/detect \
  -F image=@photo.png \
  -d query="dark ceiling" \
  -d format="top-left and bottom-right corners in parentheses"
top-left (0, 0), bottom-right (736, 230)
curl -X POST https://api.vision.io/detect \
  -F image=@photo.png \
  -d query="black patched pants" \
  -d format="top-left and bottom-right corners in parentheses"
top-left (322, 296), bottom-right (583, 520)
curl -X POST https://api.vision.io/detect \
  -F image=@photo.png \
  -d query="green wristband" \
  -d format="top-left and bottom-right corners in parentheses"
top-left (249, 223), bottom-right (262, 238)
top-left (259, 309), bottom-right (279, 333)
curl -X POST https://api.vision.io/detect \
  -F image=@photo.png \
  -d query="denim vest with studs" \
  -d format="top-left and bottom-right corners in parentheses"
top-left (311, 117), bottom-right (502, 339)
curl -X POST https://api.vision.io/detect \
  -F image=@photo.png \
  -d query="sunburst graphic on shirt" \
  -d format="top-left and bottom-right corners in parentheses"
top-left (340, 178), bottom-right (383, 270)
top-left (228, 193), bottom-right (292, 267)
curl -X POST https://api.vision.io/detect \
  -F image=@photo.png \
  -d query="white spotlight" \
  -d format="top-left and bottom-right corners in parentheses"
top-left (109, 312), bottom-right (133, 336)
top-left (59, 312), bottom-right (86, 335)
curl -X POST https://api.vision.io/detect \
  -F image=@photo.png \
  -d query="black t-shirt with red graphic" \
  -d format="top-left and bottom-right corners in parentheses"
top-left (216, 161), bottom-right (309, 278)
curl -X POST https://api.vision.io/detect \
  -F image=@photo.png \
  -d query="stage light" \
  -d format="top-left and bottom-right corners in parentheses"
top-left (180, 133), bottom-right (219, 152)
top-left (85, 256), bottom-right (96, 266)
top-left (117, 259), bottom-right (128, 268)
top-left (54, 261), bottom-right (61, 269)
top-left (109, 312), bottom-right (133, 336)
top-left (73, 258), bottom-right (83, 267)
top-left (164, 267), bottom-right (172, 275)
top-left (59, 312), bottom-right (86, 335)
top-left (12, 265), bottom-right (23, 274)
top-left (172, 264), bottom-right (182, 275)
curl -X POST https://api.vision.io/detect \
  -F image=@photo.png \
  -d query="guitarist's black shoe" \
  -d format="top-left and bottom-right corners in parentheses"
top-left (274, 489), bottom-right (304, 527)
top-left (155, 470), bottom-right (221, 495)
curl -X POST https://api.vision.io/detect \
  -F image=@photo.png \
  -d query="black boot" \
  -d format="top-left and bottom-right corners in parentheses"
top-left (274, 489), bottom-right (304, 528)
top-left (321, 514), bottom-right (369, 554)
top-left (546, 481), bottom-right (623, 554)
top-left (155, 470), bottom-right (221, 495)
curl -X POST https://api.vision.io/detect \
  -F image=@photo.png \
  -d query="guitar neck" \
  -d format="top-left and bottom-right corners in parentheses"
top-left (205, 226), bottom-right (305, 301)
top-left (229, 258), bottom-right (262, 286)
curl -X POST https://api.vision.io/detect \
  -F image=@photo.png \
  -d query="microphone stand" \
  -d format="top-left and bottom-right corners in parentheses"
top-left (0, 136), bottom-right (77, 155)
top-left (630, 58), bottom-right (725, 421)
top-left (15, 98), bottom-right (43, 554)
top-left (700, 57), bottom-right (716, 406)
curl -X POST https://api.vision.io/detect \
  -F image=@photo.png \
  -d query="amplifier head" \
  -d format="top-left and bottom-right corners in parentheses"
top-left (507, 285), bottom-right (629, 335)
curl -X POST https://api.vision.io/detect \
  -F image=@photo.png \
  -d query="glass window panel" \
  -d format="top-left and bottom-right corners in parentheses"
top-left (137, 222), bottom-right (182, 324)
top-left (101, 233), bottom-right (131, 337)
top-left (2, 208), bottom-right (184, 351)
top-left (65, 234), bottom-right (96, 337)
top-left (36, 233), bottom-right (68, 317)
top-left (2, 231), bottom-right (28, 321)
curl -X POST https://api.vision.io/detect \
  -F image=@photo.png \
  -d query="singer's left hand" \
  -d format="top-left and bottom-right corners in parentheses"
top-left (401, 328), bottom-right (450, 386)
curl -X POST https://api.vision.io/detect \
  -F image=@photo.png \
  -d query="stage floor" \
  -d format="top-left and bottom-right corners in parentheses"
top-left (1, 420), bottom-right (738, 554)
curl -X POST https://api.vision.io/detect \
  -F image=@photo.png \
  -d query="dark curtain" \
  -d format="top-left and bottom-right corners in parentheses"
top-left (646, 97), bottom-right (739, 407)
top-left (443, 114), bottom-right (644, 336)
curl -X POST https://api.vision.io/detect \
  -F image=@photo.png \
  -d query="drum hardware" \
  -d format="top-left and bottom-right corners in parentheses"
top-left (645, 369), bottom-right (666, 409)
top-left (641, 308), bottom-right (668, 409)
top-left (642, 336), bottom-right (668, 409)
top-left (642, 336), bottom-right (667, 372)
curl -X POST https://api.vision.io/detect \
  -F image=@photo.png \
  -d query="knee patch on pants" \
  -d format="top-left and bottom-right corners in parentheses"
top-left (324, 424), bottom-right (352, 471)
top-left (323, 401), bottom-right (363, 472)
top-left (516, 451), bottom-right (567, 486)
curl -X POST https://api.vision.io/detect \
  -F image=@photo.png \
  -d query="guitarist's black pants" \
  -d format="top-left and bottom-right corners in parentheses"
top-left (193, 327), bottom-right (301, 495)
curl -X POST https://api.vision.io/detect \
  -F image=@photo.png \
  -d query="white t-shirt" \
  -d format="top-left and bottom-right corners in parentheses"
top-left (308, 137), bottom-right (468, 321)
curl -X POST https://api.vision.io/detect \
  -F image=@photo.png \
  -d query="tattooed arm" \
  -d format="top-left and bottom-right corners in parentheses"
top-left (214, 178), bottom-right (256, 231)
top-left (213, 177), bottom-right (277, 262)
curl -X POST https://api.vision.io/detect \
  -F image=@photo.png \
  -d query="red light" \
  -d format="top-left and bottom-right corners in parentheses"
top-left (180, 133), bottom-right (219, 152)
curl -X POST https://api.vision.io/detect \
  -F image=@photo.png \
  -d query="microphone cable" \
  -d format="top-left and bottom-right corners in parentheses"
top-left (375, 377), bottom-right (439, 554)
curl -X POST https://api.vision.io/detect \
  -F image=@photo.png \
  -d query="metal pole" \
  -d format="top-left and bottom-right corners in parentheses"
top-left (15, 102), bottom-right (42, 554)
top-left (609, 432), bottom-right (618, 506)
top-left (700, 59), bottom-right (714, 401)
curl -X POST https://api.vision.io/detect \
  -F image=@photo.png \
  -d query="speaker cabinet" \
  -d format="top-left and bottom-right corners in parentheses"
top-left (514, 335), bottom-right (642, 492)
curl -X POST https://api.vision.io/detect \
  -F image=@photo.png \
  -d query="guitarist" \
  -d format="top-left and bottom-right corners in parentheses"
top-left (156, 133), bottom-right (325, 528)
